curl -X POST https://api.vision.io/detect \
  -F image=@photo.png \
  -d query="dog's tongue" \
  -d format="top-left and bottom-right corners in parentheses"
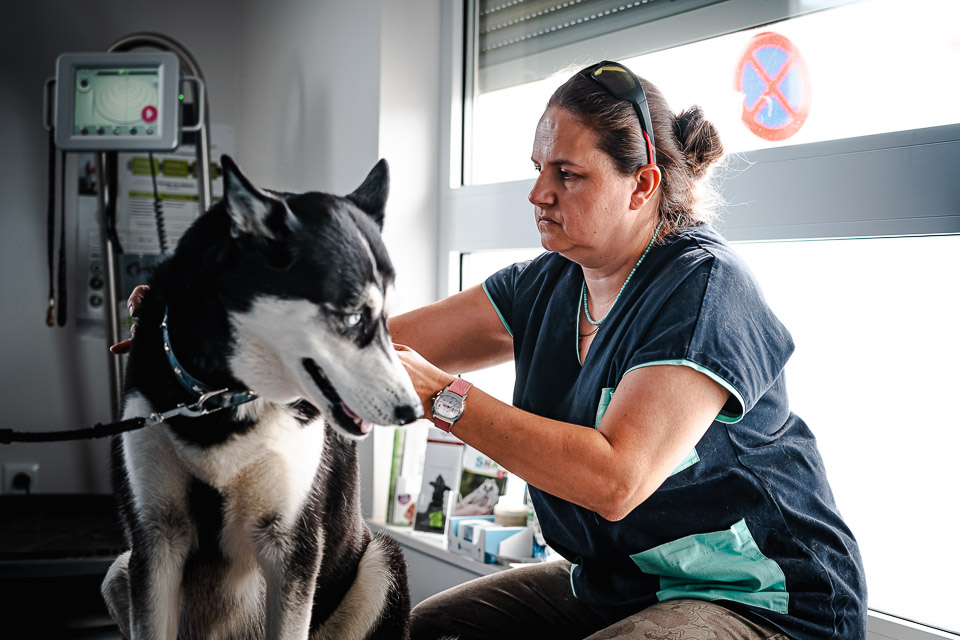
top-left (341, 402), bottom-right (372, 434)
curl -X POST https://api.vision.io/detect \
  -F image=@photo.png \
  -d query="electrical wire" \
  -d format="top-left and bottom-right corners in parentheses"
top-left (148, 152), bottom-right (169, 256)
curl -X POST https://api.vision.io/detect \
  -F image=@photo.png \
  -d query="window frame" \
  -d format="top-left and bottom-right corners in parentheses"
top-left (436, 2), bottom-right (960, 638)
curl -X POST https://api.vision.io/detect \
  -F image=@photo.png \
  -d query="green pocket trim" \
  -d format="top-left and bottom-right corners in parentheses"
top-left (671, 448), bottom-right (700, 476)
top-left (593, 388), bottom-right (699, 477)
top-left (481, 281), bottom-right (513, 337)
top-left (624, 359), bottom-right (745, 424)
top-left (630, 519), bottom-right (789, 614)
top-left (594, 387), bottom-right (615, 429)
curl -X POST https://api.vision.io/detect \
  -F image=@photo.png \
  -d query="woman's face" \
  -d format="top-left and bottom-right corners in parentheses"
top-left (529, 106), bottom-right (651, 268)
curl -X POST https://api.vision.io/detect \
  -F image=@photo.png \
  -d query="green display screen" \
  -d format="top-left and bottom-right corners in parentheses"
top-left (72, 66), bottom-right (161, 138)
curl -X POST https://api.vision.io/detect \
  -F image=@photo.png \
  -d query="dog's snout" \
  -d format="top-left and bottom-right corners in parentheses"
top-left (394, 404), bottom-right (422, 425)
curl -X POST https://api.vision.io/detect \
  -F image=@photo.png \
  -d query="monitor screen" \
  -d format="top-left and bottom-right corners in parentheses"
top-left (54, 52), bottom-right (180, 151)
top-left (73, 65), bottom-right (161, 139)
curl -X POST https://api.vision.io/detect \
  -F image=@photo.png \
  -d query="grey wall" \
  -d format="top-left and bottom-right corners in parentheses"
top-left (0, 0), bottom-right (440, 494)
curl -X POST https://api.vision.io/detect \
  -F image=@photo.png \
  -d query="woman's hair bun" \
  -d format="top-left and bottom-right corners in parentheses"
top-left (673, 106), bottom-right (724, 179)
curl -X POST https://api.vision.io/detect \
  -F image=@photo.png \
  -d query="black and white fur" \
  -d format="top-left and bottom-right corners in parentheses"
top-left (102, 156), bottom-right (422, 639)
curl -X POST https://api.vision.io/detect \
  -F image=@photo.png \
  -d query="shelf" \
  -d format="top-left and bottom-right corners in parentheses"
top-left (367, 520), bottom-right (504, 577)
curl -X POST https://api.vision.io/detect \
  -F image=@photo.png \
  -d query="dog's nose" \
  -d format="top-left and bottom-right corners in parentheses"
top-left (394, 404), bottom-right (422, 425)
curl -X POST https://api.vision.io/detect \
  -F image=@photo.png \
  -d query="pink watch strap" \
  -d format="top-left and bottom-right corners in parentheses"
top-left (447, 378), bottom-right (473, 396)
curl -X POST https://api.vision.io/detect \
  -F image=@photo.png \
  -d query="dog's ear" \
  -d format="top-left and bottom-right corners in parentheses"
top-left (347, 159), bottom-right (389, 229)
top-left (221, 155), bottom-right (292, 240)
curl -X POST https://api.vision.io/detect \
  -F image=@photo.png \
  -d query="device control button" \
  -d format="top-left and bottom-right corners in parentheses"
top-left (89, 294), bottom-right (103, 308)
top-left (80, 127), bottom-right (89, 135)
top-left (89, 261), bottom-right (102, 276)
top-left (89, 276), bottom-right (104, 290)
top-left (146, 128), bottom-right (154, 135)
top-left (96, 127), bottom-right (105, 135)
top-left (129, 127), bottom-right (137, 135)
top-left (113, 127), bottom-right (122, 135)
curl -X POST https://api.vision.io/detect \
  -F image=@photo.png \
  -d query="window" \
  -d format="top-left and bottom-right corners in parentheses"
top-left (734, 236), bottom-right (960, 634)
top-left (440, 0), bottom-right (960, 636)
top-left (469, 0), bottom-right (960, 185)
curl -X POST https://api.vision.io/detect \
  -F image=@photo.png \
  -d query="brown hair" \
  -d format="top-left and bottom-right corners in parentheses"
top-left (547, 65), bottom-right (725, 237)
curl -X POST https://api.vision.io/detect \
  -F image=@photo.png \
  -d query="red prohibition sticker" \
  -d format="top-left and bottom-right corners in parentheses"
top-left (141, 105), bottom-right (158, 123)
top-left (735, 32), bottom-right (812, 141)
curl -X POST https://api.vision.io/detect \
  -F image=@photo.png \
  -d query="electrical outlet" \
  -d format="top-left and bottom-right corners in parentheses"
top-left (3, 462), bottom-right (39, 494)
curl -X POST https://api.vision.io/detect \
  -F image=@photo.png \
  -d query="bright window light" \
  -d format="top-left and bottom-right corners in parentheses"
top-left (470, 0), bottom-right (960, 185)
top-left (734, 235), bottom-right (960, 634)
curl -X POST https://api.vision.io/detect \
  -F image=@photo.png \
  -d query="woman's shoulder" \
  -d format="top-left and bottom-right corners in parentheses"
top-left (491, 251), bottom-right (573, 285)
top-left (665, 224), bottom-right (757, 283)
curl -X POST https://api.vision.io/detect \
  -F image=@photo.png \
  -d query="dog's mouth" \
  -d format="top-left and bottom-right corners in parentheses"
top-left (302, 358), bottom-right (371, 437)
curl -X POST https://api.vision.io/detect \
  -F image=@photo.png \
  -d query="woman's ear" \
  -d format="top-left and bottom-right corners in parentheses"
top-left (629, 164), bottom-right (661, 210)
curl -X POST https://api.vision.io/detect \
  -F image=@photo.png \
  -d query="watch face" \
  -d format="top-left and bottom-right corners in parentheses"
top-left (434, 392), bottom-right (464, 420)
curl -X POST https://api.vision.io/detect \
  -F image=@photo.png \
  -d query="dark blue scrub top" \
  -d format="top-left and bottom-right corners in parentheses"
top-left (483, 224), bottom-right (866, 639)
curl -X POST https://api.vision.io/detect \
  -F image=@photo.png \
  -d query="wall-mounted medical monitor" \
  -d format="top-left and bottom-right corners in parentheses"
top-left (54, 51), bottom-right (180, 151)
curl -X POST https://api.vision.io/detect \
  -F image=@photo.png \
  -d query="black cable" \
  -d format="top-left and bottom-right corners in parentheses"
top-left (57, 149), bottom-right (67, 326)
top-left (0, 417), bottom-right (149, 444)
top-left (149, 152), bottom-right (168, 255)
top-left (45, 131), bottom-right (56, 326)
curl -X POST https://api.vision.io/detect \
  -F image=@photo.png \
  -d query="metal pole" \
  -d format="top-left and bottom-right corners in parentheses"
top-left (96, 152), bottom-right (123, 418)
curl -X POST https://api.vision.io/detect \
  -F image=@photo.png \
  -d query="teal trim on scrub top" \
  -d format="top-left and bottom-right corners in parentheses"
top-left (482, 281), bottom-right (513, 337)
top-left (624, 360), bottom-right (746, 424)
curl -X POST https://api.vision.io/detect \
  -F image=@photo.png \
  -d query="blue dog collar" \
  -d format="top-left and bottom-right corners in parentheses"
top-left (162, 309), bottom-right (258, 411)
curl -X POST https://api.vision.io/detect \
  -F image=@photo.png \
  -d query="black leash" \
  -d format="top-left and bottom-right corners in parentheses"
top-left (57, 146), bottom-right (67, 326)
top-left (45, 130), bottom-right (69, 327)
top-left (0, 388), bottom-right (258, 445)
top-left (0, 417), bottom-right (147, 444)
top-left (45, 131), bottom-right (56, 326)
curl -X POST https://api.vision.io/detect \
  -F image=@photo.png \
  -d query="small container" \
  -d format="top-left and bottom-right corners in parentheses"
top-left (494, 502), bottom-right (530, 527)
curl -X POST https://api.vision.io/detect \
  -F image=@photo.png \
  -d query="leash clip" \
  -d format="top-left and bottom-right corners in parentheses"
top-left (146, 388), bottom-right (257, 426)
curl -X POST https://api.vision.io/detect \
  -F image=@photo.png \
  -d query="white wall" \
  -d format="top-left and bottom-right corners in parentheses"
top-left (0, 0), bottom-right (440, 494)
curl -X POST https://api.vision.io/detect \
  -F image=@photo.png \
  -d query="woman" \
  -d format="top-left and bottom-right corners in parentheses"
top-left (390, 62), bottom-right (866, 639)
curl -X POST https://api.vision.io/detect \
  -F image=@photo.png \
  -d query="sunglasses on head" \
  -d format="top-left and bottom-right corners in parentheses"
top-left (583, 61), bottom-right (657, 166)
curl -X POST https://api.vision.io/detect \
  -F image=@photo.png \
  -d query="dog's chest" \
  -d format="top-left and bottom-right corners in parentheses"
top-left (122, 394), bottom-right (326, 545)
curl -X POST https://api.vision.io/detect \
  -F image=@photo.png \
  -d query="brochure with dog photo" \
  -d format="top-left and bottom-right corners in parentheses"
top-left (413, 431), bottom-right (464, 535)
top-left (454, 445), bottom-right (508, 517)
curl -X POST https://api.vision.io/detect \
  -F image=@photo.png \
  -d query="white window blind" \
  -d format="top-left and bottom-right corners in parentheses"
top-left (478, 0), bottom-right (726, 92)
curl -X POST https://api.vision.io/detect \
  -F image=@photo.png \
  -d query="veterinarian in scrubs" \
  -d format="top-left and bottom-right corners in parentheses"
top-left (390, 62), bottom-right (867, 639)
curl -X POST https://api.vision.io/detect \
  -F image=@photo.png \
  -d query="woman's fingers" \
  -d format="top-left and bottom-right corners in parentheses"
top-left (110, 285), bottom-right (149, 354)
top-left (109, 337), bottom-right (133, 355)
top-left (128, 285), bottom-right (150, 317)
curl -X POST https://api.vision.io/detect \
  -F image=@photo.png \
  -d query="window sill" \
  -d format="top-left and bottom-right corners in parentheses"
top-left (367, 519), bottom-right (505, 577)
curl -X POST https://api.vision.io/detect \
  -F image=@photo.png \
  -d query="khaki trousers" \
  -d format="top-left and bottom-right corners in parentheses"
top-left (410, 560), bottom-right (791, 640)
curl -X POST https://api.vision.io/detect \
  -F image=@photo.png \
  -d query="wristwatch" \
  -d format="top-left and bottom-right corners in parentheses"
top-left (432, 378), bottom-right (473, 432)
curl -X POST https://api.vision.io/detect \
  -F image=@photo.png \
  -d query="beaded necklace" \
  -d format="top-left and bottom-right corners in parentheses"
top-left (581, 219), bottom-right (664, 327)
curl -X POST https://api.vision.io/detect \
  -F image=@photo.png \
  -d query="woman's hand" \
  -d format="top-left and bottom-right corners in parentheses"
top-left (109, 285), bottom-right (150, 354)
top-left (393, 344), bottom-right (456, 416)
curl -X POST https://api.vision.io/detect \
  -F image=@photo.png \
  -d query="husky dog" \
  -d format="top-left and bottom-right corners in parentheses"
top-left (101, 156), bottom-right (422, 639)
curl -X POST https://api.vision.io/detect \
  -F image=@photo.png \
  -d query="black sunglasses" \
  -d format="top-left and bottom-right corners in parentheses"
top-left (583, 61), bottom-right (657, 166)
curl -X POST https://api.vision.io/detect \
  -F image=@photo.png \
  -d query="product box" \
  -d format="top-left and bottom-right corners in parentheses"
top-left (448, 515), bottom-right (528, 564)
top-left (385, 422), bottom-right (429, 526)
top-left (412, 430), bottom-right (464, 535)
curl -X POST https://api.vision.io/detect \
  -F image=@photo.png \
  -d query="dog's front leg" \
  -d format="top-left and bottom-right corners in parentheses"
top-left (254, 515), bottom-right (321, 640)
top-left (127, 513), bottom-right (194, 640)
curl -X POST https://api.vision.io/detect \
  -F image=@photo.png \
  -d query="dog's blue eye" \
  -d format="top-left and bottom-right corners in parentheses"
top-left (344, 313), bottom-right (362, 328)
